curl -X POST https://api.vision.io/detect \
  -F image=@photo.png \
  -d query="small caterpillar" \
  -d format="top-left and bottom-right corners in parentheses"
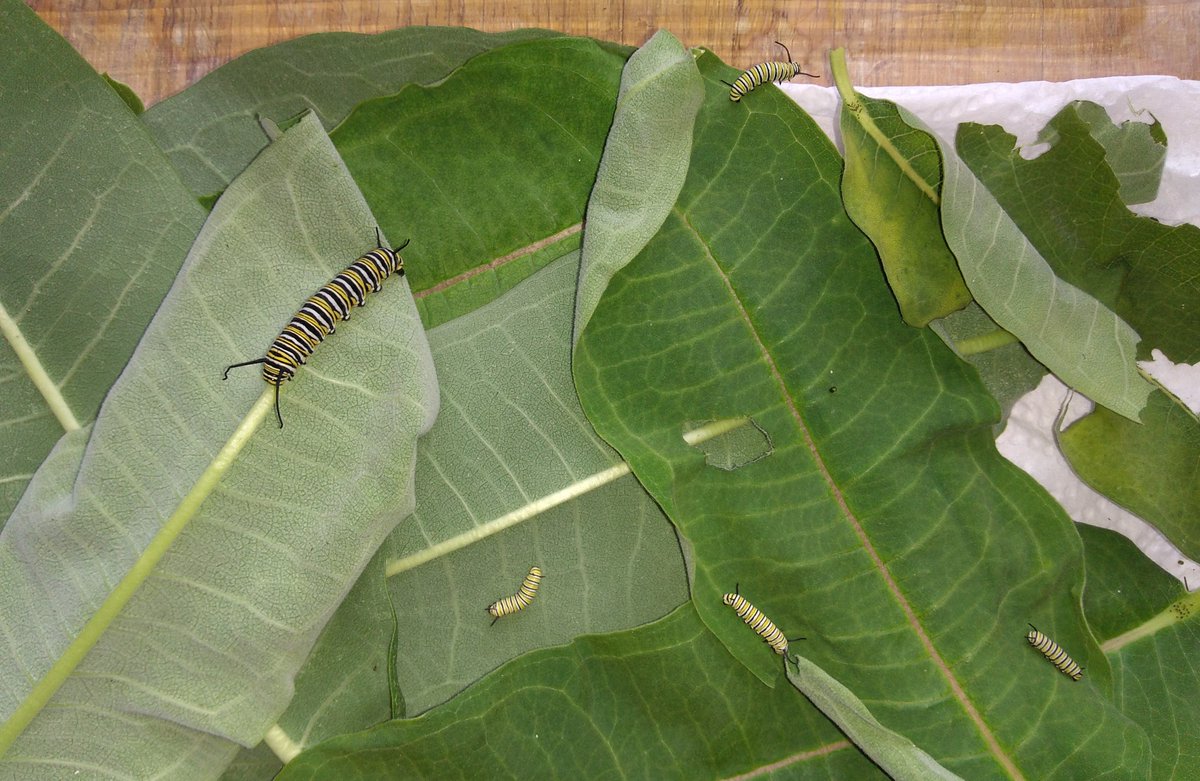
top-left (1026, 624), bottom-right (1083, 681)
top-left (724, 42), bottom-right (818, 102)
top-left (723, 586), bottom-right (794, 656)
top-left (487, 566), bottom-right (543, 626)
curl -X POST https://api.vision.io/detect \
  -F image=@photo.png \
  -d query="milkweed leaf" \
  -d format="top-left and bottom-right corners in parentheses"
top-left (0, 112), bottom-right (438, 777)
top-left (0, 1), bottom-right (204, 521)
top-left (573, 29), bottom-right (704, 341)
top-left (833, 53), bottom-right (971, 327)
top-left (956, 102), bottom-right (1200, 365)
top-left (1068, 100), bottom-right (1166, 206)
top-left (1079, 525), bottom-right (1200, 777)
top-left (332, 37), bottom-right (632, 326)
top-left (1059, 390), bottom-right (1200, 560)
top-left (929, 106), bottom-right (1154, 421)
top-left (276, 605), bottom-right (889, 780)
top-left (785, 655), bottom-right (963, 781)
top-left (142, 27), bottom-right (563, 197)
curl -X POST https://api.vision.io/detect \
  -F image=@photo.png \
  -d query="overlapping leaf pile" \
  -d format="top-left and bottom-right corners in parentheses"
top-left (1, 1), bottom-right (1197, 778)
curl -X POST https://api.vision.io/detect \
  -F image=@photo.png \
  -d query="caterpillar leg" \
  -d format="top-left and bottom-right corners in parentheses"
top-left (272, 382), bottom-right (283, 429)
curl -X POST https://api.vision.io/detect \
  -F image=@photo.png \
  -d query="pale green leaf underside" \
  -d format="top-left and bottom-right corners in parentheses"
top-left (573, 29), bottom-right (704, 342)
top-left (267, 255), bottom-right (690, 757)
top-left (955, 104), bottom-right (1200, 366)
top-left (0, 1), bottom-right (204, 521)
top-left (1066, 101), bottom-right (1165, 206)
top-left (256, 32), bottom-right (701, 760)
top-left (387, 254), bottom-right (691, 714)
top-left (785, 655), bottom-right (962, 781)
top-left (0, 114), bottom-right (437, 779)
top-left (920, 102), bottom-right (1153, 421)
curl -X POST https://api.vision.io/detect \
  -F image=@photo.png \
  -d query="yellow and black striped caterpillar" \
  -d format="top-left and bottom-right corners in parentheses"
top-left (223, 230), bottom-right (409, 428)
top-left (487, 566), bottom-right (542, 625)
top-left (724, 42), bottom-right (818, 102)
top-left (723, 587), bottom-right (795, 656)
top-left (1026, 624), bottom-right (1083, 681)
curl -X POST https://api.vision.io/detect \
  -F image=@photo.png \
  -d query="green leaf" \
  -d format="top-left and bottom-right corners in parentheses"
top-left (0, 0), bottom-right (205, 520)
top-left (0, 113), bottom-right (438, 778)
top-left (932, 107), bottom-right (1153, 421)
top-left (574, 50), bottom-right (1150, 777)
top-left (1080, 524), bottom-right (1200, 777)
top-left (927, 303), bottom-right (1046, 420)
top-left (1059, 390), bottom-right (1200, 560)
top-left (784, 655), bottom-right (961, 780)
top-left (142, 27), bottom-right (562, 197)
top-left (276, 605), bottom-right (888, 780)
top-left (102, 73), bottom-right (145, 114)
top-left (833, 53), bottom-right (971, 327)
top-left (219, 742), bottom-right (289, 781)
top-left (332, 37), bottom-right (630, 326)
top-left (956, 102), bottom-right (1200, 364)
top-left (1068, 101), bottom-right (1166, 206)
top-left (574, 29), bottom-right (704, 340)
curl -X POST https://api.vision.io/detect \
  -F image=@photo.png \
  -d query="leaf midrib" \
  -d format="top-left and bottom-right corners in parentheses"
top-left (682, 208), bottom-right (1023, 779)
top-left (0, 298), bottom-right (80, 432)
top-left (413, 223), bottom-right (582, 300)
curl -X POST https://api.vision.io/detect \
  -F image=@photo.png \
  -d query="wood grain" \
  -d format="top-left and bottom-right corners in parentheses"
top-left (26, 0), bottom-right (1200, 107)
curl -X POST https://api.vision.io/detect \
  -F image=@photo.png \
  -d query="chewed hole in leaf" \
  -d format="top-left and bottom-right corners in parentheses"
top-left (682, 417), bottom-right (773, 471)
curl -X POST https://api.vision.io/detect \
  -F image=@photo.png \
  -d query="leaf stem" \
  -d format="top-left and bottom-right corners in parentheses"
top-left (385, 417), bottom-right (752, 577)
top-left (829, 48), bottom-right (940, 205)
top-left (0, 298), bottom-right (81, 432)
top-left (263, 724), bottom-right (302, 764)
top-left (0, 388), bottom-right (274, 757)
top-left (681, 416), bottom-right (750, 445)
top-left (1101, 589), bottom-right (1200, 653)
top-left (954, 329), bottom-right (1020, 356)
top-left (386, 462), bottom-right (632, 577)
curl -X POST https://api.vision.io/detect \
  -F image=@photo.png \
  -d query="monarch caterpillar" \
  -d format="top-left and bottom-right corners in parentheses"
top-left (1026, 624), bottom-right (1083, 680)
top-left (487, 566), bottom-right (543, 626)
top-left (723, 42), bottom-right (818, 102)
top-left (723, 586), bottom-right (801, 657)
top-left (223, 229), bottom-right (409, 428)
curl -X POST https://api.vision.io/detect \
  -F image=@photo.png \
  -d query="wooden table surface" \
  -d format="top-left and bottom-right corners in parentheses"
top-left (26, 0), bottom-right (1200, 108)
